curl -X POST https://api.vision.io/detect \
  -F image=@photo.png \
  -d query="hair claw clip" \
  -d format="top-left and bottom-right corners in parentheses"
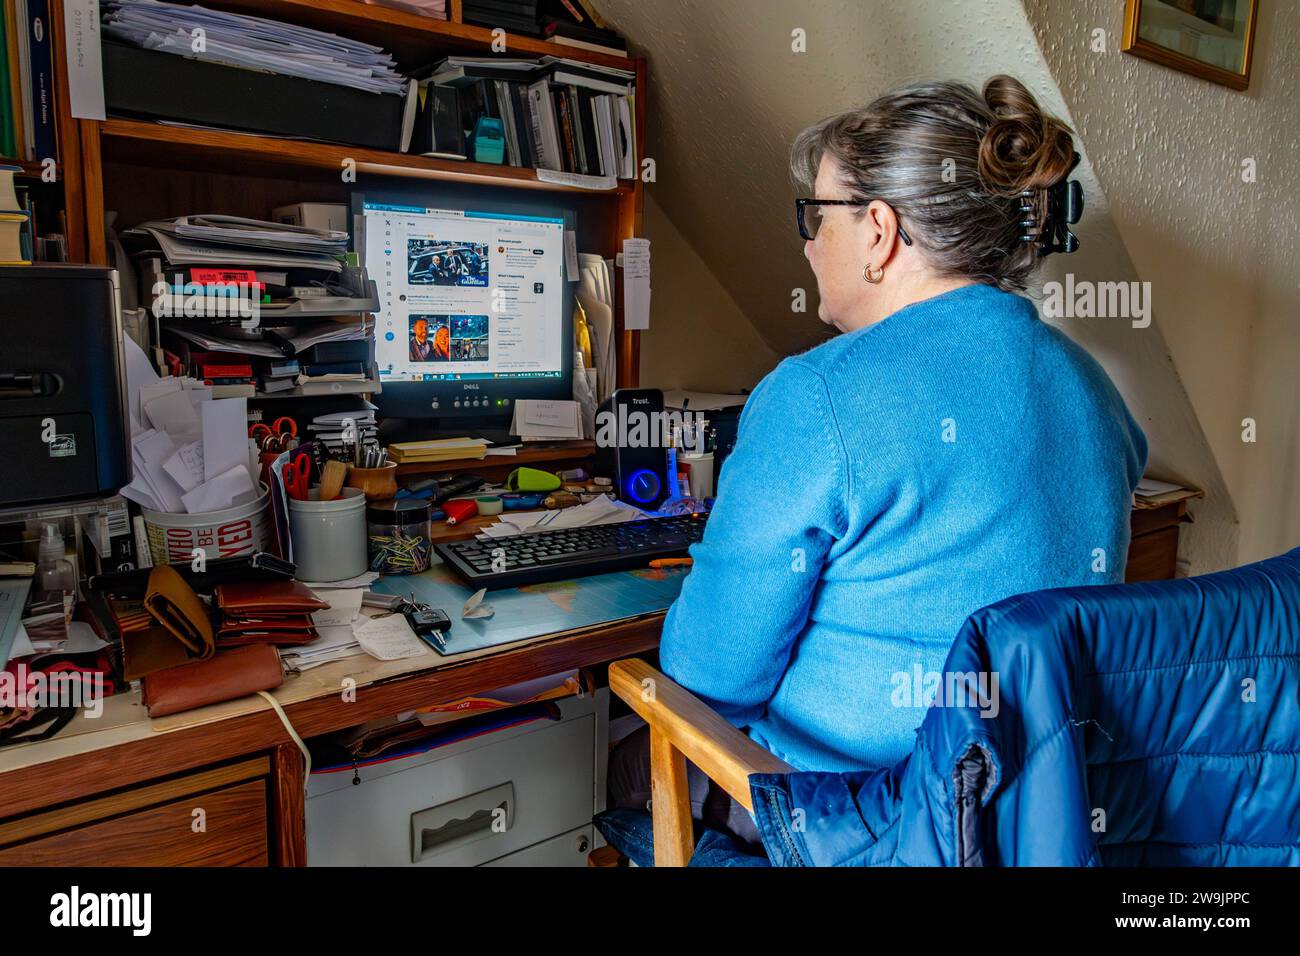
top-left (1017, 151), bottom-right (1084, 256)
top-left (1038, 151), bottom-right (1084, 256)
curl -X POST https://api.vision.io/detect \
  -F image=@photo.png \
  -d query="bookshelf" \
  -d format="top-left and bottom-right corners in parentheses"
top-left (55, 0), bottom-right (646, 390)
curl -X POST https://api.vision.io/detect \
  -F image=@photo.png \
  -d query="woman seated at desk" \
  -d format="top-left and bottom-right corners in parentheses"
top-left (610, 75), bottom-right (1147, 848)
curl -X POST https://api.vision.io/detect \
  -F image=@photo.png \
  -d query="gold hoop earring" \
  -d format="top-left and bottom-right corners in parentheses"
top-left (863, 263), bottom-right (884, 283)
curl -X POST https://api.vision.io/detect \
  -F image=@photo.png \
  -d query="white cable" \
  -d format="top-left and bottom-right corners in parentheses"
top-left (257, 690), bottom-right (311, 780)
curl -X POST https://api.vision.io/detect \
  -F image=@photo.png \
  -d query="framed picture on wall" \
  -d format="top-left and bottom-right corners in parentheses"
top-left (1122, 0), bottom-right (1258, 90)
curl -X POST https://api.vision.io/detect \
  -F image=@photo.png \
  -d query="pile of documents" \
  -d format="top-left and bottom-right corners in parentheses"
top-left (103, 0), bottom-right (407, 94)
top-left (476, 495), bottom-right (646, 539)
top-left (132, 214), bottom-right (349, 276)
top-left (119, 338), bottom-right (260, 515)
top-left (308, 408), bottom-right (380, 459)
top-left (282, 582), bottom-right (434, 670)
top-left (123, 213), bottom-right (378, 397)
top-left (389, 437), bottom-right (489, 464)
top-left (575, 252), bottom-right (616, 404)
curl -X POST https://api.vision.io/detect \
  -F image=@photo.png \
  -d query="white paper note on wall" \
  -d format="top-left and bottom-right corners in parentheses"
top-left (63, 0), bottom-right (107, 121)
top-left (564, 229), bottom-right (579, 281)
top-left (622, 237), bottom-right (651, 330)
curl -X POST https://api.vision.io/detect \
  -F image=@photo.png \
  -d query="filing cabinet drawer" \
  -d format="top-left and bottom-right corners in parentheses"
top-left (484, 825), bottom-right (596, 866)
top-left (306, 696), bottom-right (603, 867)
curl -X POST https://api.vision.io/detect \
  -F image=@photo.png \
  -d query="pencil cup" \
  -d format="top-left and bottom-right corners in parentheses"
top-left (288, 487), bottom-right (368, 583)
top-left (346, 462), bottom-right (399, 502)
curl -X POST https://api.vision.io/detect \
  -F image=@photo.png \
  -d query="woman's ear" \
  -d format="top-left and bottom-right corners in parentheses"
top-left (863, 199), bottom-right (904, 267)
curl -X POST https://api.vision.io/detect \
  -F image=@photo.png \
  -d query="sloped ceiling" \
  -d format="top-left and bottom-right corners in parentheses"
top-left (597, 0), bottom-right (1052, 356)
top-left (596, 0), bottom-right (1242, 573)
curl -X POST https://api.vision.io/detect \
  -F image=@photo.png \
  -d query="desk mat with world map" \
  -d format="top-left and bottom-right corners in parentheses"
top-left (371, 557), bottom-right (691, 655)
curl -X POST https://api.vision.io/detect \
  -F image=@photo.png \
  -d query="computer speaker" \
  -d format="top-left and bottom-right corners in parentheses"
top-left (594, 388), bottom-right (670, 510)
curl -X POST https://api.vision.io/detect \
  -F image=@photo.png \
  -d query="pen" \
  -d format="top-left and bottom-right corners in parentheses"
top-left (649, 558), bottom-right (693, 569)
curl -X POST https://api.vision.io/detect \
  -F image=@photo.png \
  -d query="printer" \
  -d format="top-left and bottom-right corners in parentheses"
top-left (0, 265), bottom-right (131, 508)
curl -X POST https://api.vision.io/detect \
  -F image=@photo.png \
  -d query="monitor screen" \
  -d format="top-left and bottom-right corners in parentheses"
top-left (361, 201), bottom-right (568, 385)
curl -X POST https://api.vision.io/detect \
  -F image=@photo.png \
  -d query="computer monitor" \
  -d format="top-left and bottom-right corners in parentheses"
top-left (353, 184), bottom-right (575, 437)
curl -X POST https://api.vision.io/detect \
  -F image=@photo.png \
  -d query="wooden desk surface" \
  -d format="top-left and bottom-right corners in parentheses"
top-left (0, 609), bottom-right (664, 820)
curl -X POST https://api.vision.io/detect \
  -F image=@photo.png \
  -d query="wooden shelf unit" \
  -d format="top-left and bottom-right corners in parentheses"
top-left (63, 0), bottom-right (645, 388)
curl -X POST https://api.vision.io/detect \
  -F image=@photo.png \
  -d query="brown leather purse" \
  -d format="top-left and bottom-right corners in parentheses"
top-left (214, 579), bottom-right (329, 615)
top-left (143, 565), bottom-right (215, 656)
top-left (142, 644), bottom-right (284, 718)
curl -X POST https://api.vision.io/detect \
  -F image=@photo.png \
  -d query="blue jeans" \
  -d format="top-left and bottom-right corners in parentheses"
top-left (606, 724), bottom-right (764, 853)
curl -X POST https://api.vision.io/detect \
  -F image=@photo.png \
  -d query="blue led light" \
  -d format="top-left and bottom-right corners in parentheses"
top-left (626, 469), bottom-right (661, 504)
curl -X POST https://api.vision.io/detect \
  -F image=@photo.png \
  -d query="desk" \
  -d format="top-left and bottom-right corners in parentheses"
top-left (0, 610), bottom-right (662, 865)
top-left (0, 494), bottom-right (1197, 865)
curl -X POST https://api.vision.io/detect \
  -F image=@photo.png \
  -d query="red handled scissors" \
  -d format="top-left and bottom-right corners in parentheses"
top-left (250, 416), bottom-right (299, 454)
top-left (281, 451), bottom-right (310, 501)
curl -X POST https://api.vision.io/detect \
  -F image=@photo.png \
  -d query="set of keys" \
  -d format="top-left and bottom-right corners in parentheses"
top-left (402, 592), bottom-right (452, 651)
top-left (361, 589), bottom-right (452, 652)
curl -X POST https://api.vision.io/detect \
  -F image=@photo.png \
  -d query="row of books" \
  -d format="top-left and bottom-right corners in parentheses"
top-left (0, 164), bottom-right (69, 264)
top-left (95, 0), bottom-right (636, 180)
top-left (417, 55), bottom-right (637, 179)
top-left (463, 0), bottom-right (629, 58)
top-left (0, 0), bottom-right (58, 163)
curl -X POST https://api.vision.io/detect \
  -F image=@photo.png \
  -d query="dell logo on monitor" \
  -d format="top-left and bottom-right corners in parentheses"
top-left (463, 383), bottom-right (480, 390)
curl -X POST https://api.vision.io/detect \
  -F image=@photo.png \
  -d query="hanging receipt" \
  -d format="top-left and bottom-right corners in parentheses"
top-left (565, 229), bottom-right (580, 281)
top-left (622, 238), bottom-right (651, 330)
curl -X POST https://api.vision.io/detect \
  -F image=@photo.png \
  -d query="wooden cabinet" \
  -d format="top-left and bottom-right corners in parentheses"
top-left (1127, 493), bottom-right (1198, 582)
top-left (0, 758), bottom-right (270, 866)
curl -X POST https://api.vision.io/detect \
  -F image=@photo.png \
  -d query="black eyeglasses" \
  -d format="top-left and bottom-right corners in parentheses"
top-left (795, 198), bottom-right (913, 246)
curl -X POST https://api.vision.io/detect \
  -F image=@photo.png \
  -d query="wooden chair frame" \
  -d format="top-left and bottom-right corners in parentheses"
top-left (608, 658), bottom-right (793, 866)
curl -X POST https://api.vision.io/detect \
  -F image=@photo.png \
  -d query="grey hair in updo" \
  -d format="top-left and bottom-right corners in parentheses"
top-left (791, 75), bottom-right (1076, 292)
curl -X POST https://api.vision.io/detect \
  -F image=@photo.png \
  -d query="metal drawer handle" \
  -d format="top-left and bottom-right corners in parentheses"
top-left (410, 782), bottom-right (515, 864)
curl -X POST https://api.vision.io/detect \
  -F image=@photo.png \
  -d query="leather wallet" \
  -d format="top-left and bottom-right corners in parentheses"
top-left (142, 643), bottom-right (284, 718)
top-left (217, 615), bottom-right (320, 647)
top-left (214, 579), bottom-right (329, 615)
top-left (219, 612), bottom-right (317, 633)
top-left (142, 565), bottom-right (215, 660)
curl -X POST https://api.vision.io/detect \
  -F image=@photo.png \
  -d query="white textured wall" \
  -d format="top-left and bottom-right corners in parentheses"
top-left (1023, 0), bottom-right (1299, 564)
top-left (599, 0), bottom-right (1252, 573)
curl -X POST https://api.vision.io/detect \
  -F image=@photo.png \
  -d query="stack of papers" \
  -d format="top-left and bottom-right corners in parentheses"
top-left (390, 437), bottom-right (489, 463)
top-left (308, 408), bottom-right (380, 457)
top-left (103, 0), bottom-right (407, 95)
top-left (127, 215), bottom-right (347, 276)
top-left (165, 316), bottom-right (374, 360)
top-left (510, 400), bottom-right (583, 441)
top-left (118, 339), bottom-right (259, 515)
top-left (477, 495), bottom-right (647, 539)
top-left (281, 610), bottom-right (432, 670)
top-left (576, 253), bottom-right (616, 404)
top-left (280, 624), bottom-right (363, 671)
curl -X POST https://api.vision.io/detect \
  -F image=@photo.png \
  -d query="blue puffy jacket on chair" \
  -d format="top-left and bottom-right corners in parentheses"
top-left (748, 547), bottom-right (1300, 866)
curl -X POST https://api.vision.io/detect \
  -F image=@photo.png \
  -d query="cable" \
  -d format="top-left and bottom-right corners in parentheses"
top-left (257, 690), bottom-right (311, 780)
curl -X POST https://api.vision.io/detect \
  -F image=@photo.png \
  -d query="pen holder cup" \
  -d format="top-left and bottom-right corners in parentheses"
top-left (346, 462), bottom-right (399, 502)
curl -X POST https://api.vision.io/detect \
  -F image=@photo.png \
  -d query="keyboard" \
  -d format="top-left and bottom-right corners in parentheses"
top-left (434, 512), bottom-right (709, 589)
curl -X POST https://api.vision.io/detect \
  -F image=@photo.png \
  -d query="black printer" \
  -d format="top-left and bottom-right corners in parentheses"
top-left (0, 265), bottom-right (131, 507)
